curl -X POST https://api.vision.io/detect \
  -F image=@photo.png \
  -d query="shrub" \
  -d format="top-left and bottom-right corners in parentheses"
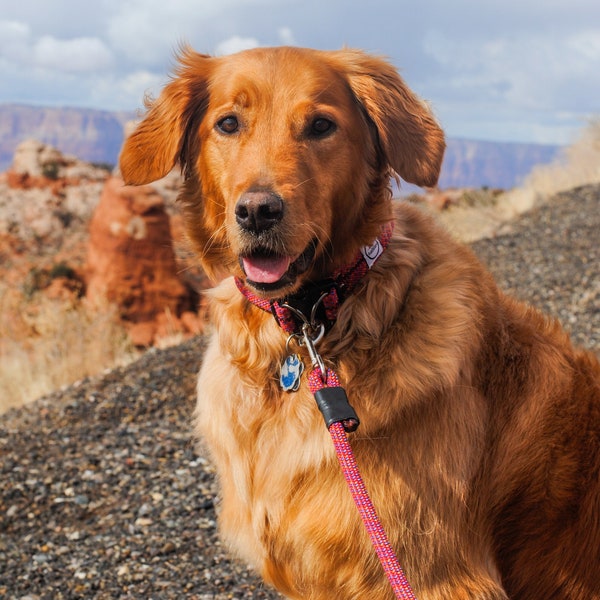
top-left (49, 262), bottom-right (77, 280)
top-left (0, 285), bottom-right (138, 413)
top-left (42, 161), bottom-right (60, 180)
top-left (523, 117), bottom-right (600, 199)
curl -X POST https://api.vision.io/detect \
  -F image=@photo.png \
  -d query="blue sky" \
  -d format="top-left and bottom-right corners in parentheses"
top-left (0, 0), bottom-right (598, 145)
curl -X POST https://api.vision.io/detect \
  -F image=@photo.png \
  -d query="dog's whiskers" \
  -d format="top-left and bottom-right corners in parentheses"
top-left (200, 220), bottom-right (227, 259)
top-left (307, 221), bottom-right (334, 263)
top-left (292, 177), bottom-right (316, 190)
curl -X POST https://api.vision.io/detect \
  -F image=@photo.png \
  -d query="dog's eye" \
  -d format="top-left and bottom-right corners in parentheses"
top-left (216, 116), bottom-right (239, 134)
top-left (310, 117), bottom-right (336, 138)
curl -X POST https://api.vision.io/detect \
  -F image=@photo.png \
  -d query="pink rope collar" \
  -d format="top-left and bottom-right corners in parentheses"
top-left (235, 222), bottom-right (394, 335)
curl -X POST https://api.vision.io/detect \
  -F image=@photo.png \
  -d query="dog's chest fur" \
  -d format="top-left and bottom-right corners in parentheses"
top-left (193, 219), bottom-right (508, 597)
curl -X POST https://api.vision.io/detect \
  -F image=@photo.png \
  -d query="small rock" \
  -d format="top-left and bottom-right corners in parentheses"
top-left (160, 541), bottom-right (177, 555)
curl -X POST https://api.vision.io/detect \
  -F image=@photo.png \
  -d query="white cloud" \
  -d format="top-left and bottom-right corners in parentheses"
top-left (0, 20), bottom-right (32, 63)
top-left (0, 19), bottom-right (113, 74)
top-left (423, 28), bottom-right (600, 114)
top-left (215, 35), bottom-right (260, 56)
top-left (278, 27), bottom-right (296, 46)
top-left (213, 27), bottom-right (297, 56)
top-left (32, 36), bottom-right (113, 72)
top-left (106, 0), bottom-right (279, 65)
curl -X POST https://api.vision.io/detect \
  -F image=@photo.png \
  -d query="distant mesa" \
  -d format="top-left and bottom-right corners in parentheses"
top-left (0, 104), bottom-right (132, 173)
top-left (0, 104), bottom-right (562, 190)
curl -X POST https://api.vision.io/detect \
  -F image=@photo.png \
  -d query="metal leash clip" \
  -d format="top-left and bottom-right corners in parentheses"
top-left (298, 321), bottom-right (326, 380)
top-left (281, 292), bottom-right (328, 385)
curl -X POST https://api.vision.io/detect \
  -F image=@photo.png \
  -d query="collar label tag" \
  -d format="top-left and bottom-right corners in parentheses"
top-left (360, 238), bottom-right (384, 269)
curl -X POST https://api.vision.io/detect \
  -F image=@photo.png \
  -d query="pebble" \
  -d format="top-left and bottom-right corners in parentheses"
top-left (1, 184), bottom-right (598, 599)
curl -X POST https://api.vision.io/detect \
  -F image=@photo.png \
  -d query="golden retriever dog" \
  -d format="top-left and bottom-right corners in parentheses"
top-left (120, 46), bottom-right (600, 599)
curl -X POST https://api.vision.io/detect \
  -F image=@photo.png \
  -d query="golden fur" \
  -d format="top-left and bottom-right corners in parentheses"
top-left (120, 46), bottom-right (600, 599)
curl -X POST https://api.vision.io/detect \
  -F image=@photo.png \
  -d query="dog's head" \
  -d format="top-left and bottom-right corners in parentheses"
top-left (120, 46), bottom-right (444, 297)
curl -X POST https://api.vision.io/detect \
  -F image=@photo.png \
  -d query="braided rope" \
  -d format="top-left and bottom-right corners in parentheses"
top-left (235, 222), bottom-right (416, 597)
top-left (307, 367), bottom-right (417, 600)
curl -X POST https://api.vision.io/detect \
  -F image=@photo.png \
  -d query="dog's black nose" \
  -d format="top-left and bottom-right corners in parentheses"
top-left (235, 191), bottom-right (284, 234)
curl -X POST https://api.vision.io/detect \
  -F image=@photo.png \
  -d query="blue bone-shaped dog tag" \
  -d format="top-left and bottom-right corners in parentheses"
top-left (280, 354), bottom-right (304, 392)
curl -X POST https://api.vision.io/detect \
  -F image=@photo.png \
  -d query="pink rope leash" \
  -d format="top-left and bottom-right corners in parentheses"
top-left (307, 367), bottom-right (417, 600)
top-left (236, 223), bottom-right (415, 596)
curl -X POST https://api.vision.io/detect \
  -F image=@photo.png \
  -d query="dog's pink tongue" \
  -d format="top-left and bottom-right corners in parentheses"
top-left (242, 255), bottom-right (291, 284)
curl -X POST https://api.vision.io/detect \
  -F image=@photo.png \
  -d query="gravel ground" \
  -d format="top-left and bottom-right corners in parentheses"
top-left (1, 184), bottom-right (599, 599)
top-left (472, 184), bottom-right (600, 351)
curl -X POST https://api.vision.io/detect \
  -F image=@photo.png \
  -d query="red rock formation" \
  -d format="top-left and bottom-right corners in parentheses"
top-left (5, 170), bottom-right (76, 195)
top-left (86, 176), bottom-right (198, 345)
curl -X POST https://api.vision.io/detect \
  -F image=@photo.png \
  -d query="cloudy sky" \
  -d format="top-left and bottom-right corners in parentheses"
top-left (0, 0), bottom-right (598, 145)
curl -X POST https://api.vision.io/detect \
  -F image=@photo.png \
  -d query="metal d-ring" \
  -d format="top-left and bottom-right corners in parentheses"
top-left (285, 332), bottom-right (302, 355)
top-left (284, 322), bottom-right (326, 378)
top-left (280, 291), bottom-right (328, 331)
top-left (310, 291), bottom-right (328, 328)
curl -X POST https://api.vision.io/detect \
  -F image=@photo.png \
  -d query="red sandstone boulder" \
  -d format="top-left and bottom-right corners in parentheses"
top-left (86, 176), bottom-right (196, 345)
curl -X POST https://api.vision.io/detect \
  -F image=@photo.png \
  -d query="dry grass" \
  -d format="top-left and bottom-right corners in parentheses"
top-left (525, 118), bottom-right (600, 197)
top-left (0, 285), bottom-right (139, 413)
top-left (499, 117), bottom-right (600, 215)
top-left (438, 118), bottom-right (600, 242)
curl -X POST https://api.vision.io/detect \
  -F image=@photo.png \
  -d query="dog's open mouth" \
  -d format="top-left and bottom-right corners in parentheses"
top-left (240, 241), bottom-right (317, 291)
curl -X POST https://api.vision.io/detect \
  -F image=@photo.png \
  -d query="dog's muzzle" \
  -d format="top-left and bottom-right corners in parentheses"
top-left (235, 190), bottom-right (316, 292)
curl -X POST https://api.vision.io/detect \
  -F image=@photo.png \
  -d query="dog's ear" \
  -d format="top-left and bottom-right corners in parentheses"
top-left (120, 47), bottom-right (213, 185)
top-left (330, 49), bottom-right (445, 188)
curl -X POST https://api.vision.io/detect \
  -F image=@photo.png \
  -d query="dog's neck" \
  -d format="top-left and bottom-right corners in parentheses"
top-left (235, 222), bottom-right (394, 335)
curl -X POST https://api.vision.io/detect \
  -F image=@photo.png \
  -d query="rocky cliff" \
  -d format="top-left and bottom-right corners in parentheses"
top-left (86, 176), bottom-right (203, 346)
top-left (0, 104), bottom-right (134, 171)
top-left (439, 138), bottom-right (560, 189)
top-left (0, 140), bottom-right (206, 348)
top-left (0, 104), bottom-right (561, 190)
